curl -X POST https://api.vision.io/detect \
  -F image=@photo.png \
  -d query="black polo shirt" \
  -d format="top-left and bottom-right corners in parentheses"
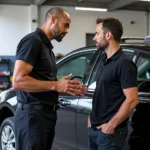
top-left (90, 49), bottom-right (137, 127)
top-left (16, 28), bottom-right (58, 106)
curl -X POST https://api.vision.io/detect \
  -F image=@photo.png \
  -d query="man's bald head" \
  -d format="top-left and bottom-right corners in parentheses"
top-left (45, 7), bottom-right (70, 22)
top-left (43, 7), bottom-right (71, 42)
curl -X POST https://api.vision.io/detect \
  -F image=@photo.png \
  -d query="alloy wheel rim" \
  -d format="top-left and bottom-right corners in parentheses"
top-left (1, 125), bottom-right (15, 150)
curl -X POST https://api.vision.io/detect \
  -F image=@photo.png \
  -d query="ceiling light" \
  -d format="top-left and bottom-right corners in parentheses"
top-left (140, 0), bottom-right (150, 1)
top-left (75, 7), bottom-right (107, 12)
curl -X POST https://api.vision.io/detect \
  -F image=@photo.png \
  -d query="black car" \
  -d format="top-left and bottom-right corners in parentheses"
top-left (0, 40), bottom-right (150, 150)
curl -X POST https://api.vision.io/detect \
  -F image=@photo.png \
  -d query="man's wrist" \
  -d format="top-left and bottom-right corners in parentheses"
top-left (49, 81), bottom-right (58, 91)
top-left (108, 121), bottom-right (117, 129)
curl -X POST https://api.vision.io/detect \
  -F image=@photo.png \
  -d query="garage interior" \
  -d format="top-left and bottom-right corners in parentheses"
top-left (0, 0), bottom-right (149, 90)
top-left (0, 1), bottom-right (150, 150)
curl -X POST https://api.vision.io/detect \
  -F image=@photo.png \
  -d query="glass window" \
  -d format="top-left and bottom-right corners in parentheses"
top-left (88, 50), bottom-right (135, 91)
top-left (57, 53), bottom-right (93, 80)
top-left (88, 52), bottom-right (106, 90)
top-left (137, 53), bottom-right (150, 81)
top-left (123, 49), bottom-right (134, 60)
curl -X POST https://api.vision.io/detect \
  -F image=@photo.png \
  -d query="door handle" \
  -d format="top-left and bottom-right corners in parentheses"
top-left (59, 99), bottom-right (71, 107)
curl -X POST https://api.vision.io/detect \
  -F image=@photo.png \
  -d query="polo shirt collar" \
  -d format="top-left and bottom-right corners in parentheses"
top-left (35, 28), bottom-right (53, 49)
top-left (110, 48), bottom-right (123, 60)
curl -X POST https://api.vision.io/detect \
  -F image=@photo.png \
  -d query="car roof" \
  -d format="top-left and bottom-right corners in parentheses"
top-left (65, 44), bottom-right (150, 57)
top-left (121, 44), bottom-right (150, 52)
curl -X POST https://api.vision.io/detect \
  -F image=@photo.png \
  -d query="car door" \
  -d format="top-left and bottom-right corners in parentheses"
top-left (125, 52), bottom-right (150, 150)
top-left (76, 49), bottom-right (137, 150)
top-left (52, 50), bottom-right (95, 150)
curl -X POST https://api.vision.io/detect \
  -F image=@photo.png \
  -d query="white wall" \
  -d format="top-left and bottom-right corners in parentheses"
top-left (39, 6), bottom-right (147, 54)
top-left (29, 5), bottom-right (38, 31)
top-left (0, 5), bottom-right (30, 55)
top-left (0, 5), bottom-right (148, 56)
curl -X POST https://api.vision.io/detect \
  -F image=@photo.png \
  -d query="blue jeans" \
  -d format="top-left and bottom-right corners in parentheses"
top-left (88, 126), bottom-right (128, 150)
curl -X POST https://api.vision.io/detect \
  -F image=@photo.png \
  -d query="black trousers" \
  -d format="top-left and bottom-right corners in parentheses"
top-left (14, 105), bottom-right (57, 150)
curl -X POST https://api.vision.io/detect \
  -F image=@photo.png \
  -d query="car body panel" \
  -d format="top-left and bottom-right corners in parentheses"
top-left (53, 95), bottom-right (79, 150)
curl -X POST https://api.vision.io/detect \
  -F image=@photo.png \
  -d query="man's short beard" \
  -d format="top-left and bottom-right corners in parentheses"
top-left (97, 39), bottom-right (109, 50)
top-left (55, 34), bottom-right (62, 42)
top-left (52, 24), bottom-right (62, 42)
top-left (97, 43), bottom-right (108, 50)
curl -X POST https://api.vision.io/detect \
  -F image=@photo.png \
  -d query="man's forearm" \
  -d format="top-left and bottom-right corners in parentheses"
top-left (108, 99), bottom-right (138, 128)
top-left (13, 75), bottom-right (57, 92)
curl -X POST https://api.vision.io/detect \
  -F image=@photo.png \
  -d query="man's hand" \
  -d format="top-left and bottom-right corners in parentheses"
top-left (88, 115), bottom-right (91, 128)
top-left (56, 74), bottom-right (86, 96)
top-left (97, 122), bottom-right (115, 134)
top-left (74, 84), bottom-right (87, 96)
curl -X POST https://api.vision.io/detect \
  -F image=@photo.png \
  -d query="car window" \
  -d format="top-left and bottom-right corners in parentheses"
top-left (82, 50), bottom-right (102, 84)
top-left (88, 50), bottom-right (135, 91)
top-left (123, 48), bottom-right (134, 60)
top-left (88, 52), bottom-right (106, 90)
top-left (137, 53), bottom-right (150, 81)
top-left (57, 53), bottom-right (94, 80)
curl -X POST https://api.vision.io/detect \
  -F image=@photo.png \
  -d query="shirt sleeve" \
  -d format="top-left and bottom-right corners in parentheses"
top-left (119, 59), bottom-right (137, 89)
top-left (16, 36), bottom-right (42, 66)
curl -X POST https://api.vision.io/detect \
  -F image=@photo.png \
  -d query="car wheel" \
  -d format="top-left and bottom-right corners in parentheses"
top-left (0, 117), bottom-right (16, 150)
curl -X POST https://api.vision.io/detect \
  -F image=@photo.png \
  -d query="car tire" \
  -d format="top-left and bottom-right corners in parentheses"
top-left (0, 117), bottom-right (16, 150)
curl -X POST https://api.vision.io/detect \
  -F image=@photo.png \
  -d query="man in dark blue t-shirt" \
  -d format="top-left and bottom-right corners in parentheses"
top-left (13, 7), bottom-right (86, 150)
top-left (88, 18), bottom-right (138, 150)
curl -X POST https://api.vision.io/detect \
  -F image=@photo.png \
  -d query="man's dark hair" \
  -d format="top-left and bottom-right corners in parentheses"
top-left (96, 17), bottom-right (123, 43)
top-left (45, 7), bottom-right (67, 21)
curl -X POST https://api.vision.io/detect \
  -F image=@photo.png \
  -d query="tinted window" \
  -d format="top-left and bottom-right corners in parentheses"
top-left (88, 50), bottom-right (135, 90)
top-left (123, 49), bottom-right (134, 60)
top-left (137, 53), bottom-right (150, 81)
top-left (57, 53), bottom-right (93, 80)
